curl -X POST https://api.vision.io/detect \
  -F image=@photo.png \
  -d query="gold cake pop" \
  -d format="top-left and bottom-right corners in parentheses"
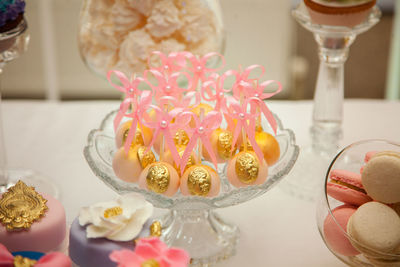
top-left (115, 121), bottom-right (153, 148)
top-left (227, 151), bottom-right (269, 188)
top-left (239, 131), bottom-right (280, 166)
top-left (113, 145), bottom-right (156, 183)
top-left (203, 128), bottom-right (235, 163)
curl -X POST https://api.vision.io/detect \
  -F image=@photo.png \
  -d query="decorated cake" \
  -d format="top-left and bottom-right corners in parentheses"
top-left (69, 193), bottom-right (159, 267)
top-left (0, 0), bottom-right (25, 33)
top-left (79, 0), bottom-right (223, 76)
top-left (0, 243), bottom-right (71, 267)
top-left (304, 0), bottom-right (376, 27)
top-left (0, 181), bottom-right (67, 253)
top-left (109, 51), bottom-right (282, 198)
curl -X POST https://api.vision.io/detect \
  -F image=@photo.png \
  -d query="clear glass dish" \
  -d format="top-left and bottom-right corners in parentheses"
top-left (317, 140), bottom-right (400, 267)
top-left (84, 109), bottom-right (299, 266)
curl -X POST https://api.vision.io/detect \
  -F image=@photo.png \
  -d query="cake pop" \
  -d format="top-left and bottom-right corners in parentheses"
top-left (115, 121), bottom-right (153, 148)
top-left (239, 131), bottom-right (280, 166)
top-left (179, 109), bottom-right (221, 197)
top-left (137, 106), bottom-right (184, 196)
top-left (113, 145), bottom-right (156, 183)
top-left (203, 128), bottom-right (235, 163)
top-left (225, 98), bottom-right (269, 187)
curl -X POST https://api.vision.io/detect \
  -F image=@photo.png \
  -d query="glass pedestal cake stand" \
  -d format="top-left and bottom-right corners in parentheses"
top-left (84, 110), bottom-right (299, 266)
top-left (280, 3), bottom-right (381, 201)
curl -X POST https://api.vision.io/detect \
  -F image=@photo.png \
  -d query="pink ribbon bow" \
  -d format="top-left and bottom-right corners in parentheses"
top-left (243, 79), bottom-right (282, 134)
top-left (114, 90), bottom-right (153, 153)
top-left (107, 70), bottom-right (149, 99)
top-left (158, 91), bottom-right (201, 112)
top-left (201, 73), bottom-right (232, 111)
top-left (182, 52), bottom-right (225, 91)
top-left (179, 111), bottom-right (222, 175)
top-left (144, 69), bottom-right (192, 102)
top-left (142, 106), bottom-right (190, 166)
top-left (225, 97), bottom-right (264, 161)
top-left (147, 51), bottom-right (187, 75)
top-left (0, 244), bottom-right (71, 267)
top-left (231, 65), bottom-right (265, 100)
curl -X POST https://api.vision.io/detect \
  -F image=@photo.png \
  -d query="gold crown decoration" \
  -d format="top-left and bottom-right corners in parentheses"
top-left (0, 180), bottom-right (48, 231)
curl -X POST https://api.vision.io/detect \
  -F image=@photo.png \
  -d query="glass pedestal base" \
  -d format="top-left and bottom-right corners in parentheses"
top-left (159, 210), bottom-right (239, 266)
top-left (0, 169), bottom-right (60, 199)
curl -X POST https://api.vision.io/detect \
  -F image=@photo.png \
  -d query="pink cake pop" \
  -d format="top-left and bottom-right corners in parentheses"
top-left (138, 106), bottom-right (188, 196)
top-left (179, 110), bottom-right (221, 197)
top-left (225, 98), bottom-right (269, 187)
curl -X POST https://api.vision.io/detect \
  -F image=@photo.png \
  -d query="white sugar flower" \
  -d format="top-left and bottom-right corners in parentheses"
top-left (79, 193), bottom-right (153, 241)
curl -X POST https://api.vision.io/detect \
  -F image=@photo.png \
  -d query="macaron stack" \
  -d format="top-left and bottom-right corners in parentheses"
top-left (323, 150), bottom-right (400, 264)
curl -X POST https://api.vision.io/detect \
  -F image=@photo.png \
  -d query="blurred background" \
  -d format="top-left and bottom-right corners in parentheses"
top-left (1, 0), bottom-right (397, 100)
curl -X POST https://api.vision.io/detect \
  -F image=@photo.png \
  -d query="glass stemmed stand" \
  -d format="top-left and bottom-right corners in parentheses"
top-left (0, 19), bottom-right (59, 197)
top-left (280, 3), bottom-right (381, 201)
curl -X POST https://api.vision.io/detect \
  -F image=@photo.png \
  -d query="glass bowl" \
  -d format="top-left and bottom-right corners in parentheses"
top-left (78, 0), bottom-right (225, 78)
top-left (84, 109), bottom-right (299, 266)
top-left (317, 140), bottom-right (400, 267)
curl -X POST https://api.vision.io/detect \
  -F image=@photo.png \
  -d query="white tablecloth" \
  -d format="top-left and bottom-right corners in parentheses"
top-left (3, 99), bottom-right (400, 267)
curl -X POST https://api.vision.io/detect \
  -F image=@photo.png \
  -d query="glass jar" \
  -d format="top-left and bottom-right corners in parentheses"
top-left (78, 0), bottom-right (225, 77)
top-left (317, 140), bottom-right (400, 266)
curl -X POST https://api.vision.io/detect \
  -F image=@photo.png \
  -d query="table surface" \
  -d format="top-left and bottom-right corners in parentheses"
top-left (3, 99), bottom-right (400, 267)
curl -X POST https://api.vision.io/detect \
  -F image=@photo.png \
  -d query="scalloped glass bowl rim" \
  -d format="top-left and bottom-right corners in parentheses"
top-left (84, 109), bottom-right (299, 209)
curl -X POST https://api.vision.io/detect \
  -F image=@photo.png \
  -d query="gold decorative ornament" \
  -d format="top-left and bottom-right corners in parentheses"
top-left (174, 129), bottom-right (189, 146)
top-left (173, 146), bottom-right (196, 174)
top-left (123, 128), bottom-right (144, 147)
top-left (235, 152), bottom-right (259, 184)
top-left (217, 130), bottom-right (233, 160)
top-left (141, 259), bottom-right (160, 267)
top-left (146, 164), bottom-right (170, 193)
top-left (187, 166), bottom-right (212, 196)
top-left (0, 180), bottom-right (48, 231)
top-left (150, 221), bottom-right (162, 237)
top-left (137, 146), bottom-right (156, 169)
top-left (103, 206), bottom-right (123, 218)
top-left (13, 255), bottom-right (37, 267)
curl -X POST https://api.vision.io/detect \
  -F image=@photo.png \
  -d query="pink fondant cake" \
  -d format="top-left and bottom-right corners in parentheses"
top-left (0, 182), bottom-right (66, 252)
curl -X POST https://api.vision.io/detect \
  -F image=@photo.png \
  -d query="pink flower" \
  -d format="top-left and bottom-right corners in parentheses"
top-left (0, 243), bottom-right (71, 267)
top-left (110, 237), bottom-right (190, 267)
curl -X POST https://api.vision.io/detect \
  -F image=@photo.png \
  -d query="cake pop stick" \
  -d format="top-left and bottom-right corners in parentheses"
top-left (201, 73), bottom-right (232, 112)
top-left (115, 93), bottom-right (153, 153)
top-left (227, 97), bottom-right (263, 162)
top-left (142, 106), bottom-right (189, 166)
top-left (179, 110), bottom-right (222, 175)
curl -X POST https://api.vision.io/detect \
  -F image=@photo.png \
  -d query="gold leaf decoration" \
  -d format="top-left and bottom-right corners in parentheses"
top-left (0, 180), bottom-right (48, 231)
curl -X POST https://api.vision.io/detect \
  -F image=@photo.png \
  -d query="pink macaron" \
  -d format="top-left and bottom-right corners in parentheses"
top-left (327, 169), bottom-right (372, 206)
top-left (324, 204), bottom-right (360, 256)
top-left (360, 151), bottom-right (378, 173)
